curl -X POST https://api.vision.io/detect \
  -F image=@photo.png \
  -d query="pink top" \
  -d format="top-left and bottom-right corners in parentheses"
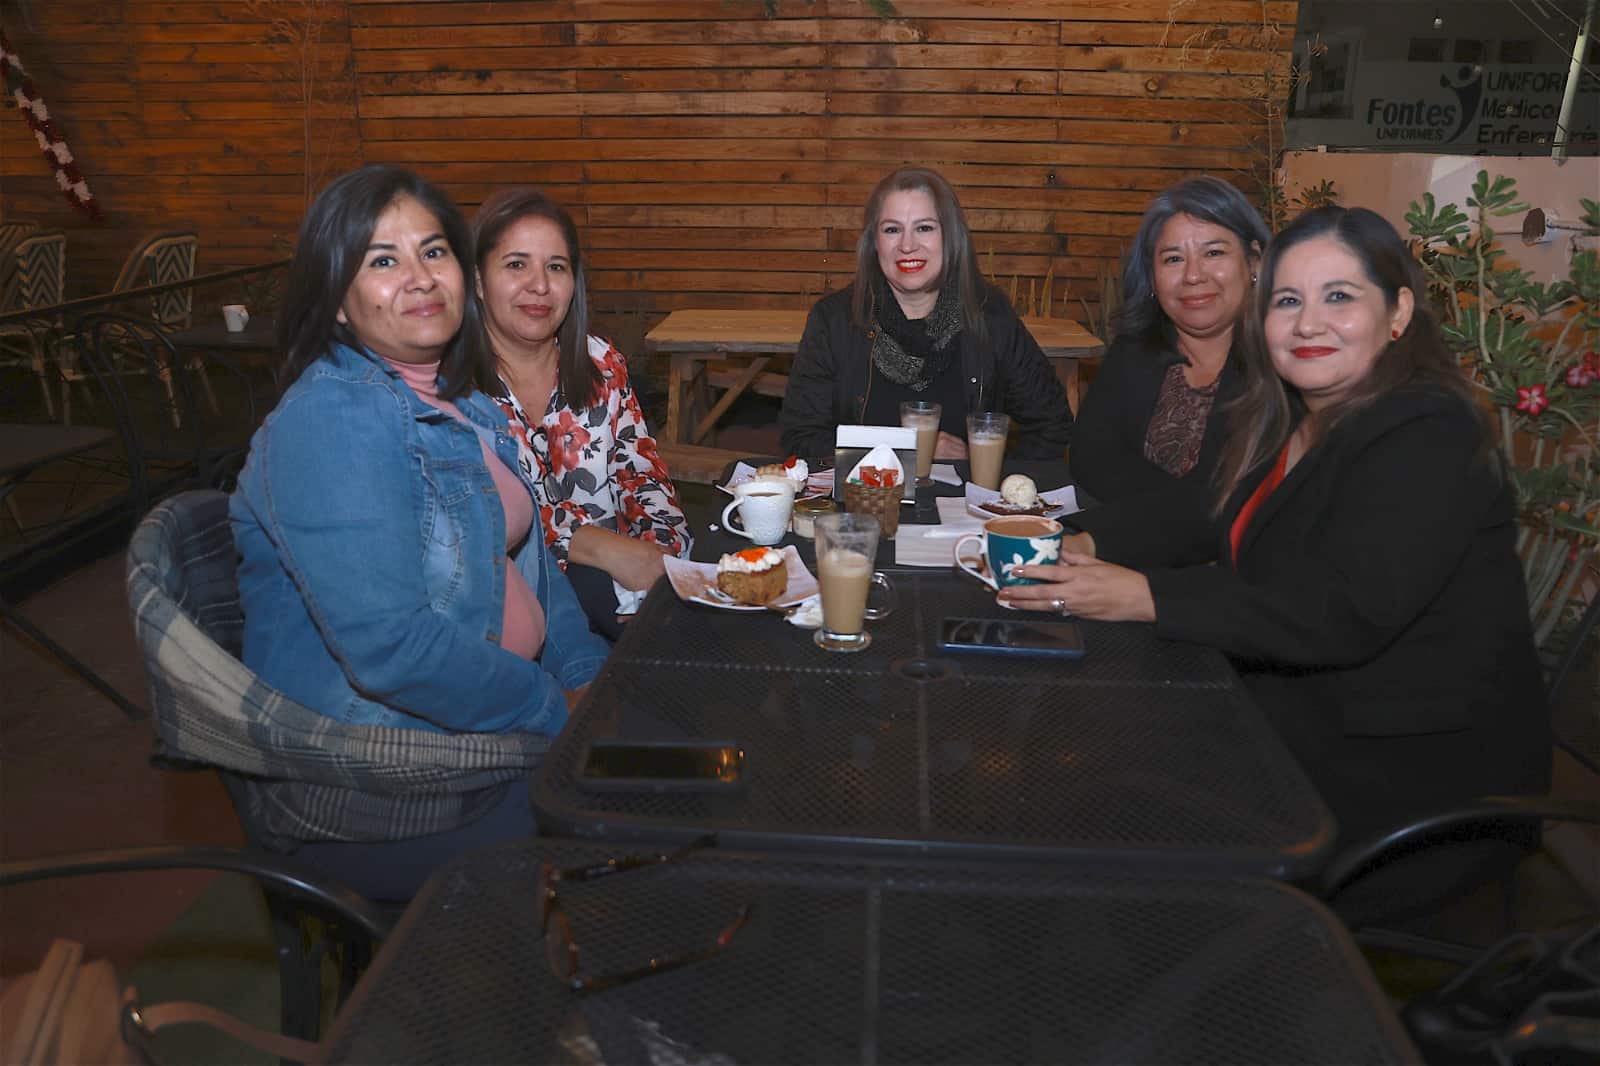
top-left (384, 357), bottom-right (545, 659)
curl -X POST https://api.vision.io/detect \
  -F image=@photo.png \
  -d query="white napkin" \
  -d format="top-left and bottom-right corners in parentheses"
top-left (894, 497), bottom-right (986, 567)
top-left (930, 463), bottom-right (962, 486)
top-left (785, 594), bottom-right (823, 629)
top-left (845, 444), bottom-right (905, 487)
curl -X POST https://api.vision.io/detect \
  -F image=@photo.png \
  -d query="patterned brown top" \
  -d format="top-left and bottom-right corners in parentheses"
top-left (1143, 362), bottom-right (1221, 478)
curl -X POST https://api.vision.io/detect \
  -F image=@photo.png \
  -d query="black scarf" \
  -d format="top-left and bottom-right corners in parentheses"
top-left (868, 279), bottom-right (964, 391)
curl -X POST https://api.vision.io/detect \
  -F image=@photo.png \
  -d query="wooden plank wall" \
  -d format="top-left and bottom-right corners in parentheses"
top-left (0, 0), bottom-right (362, 298)
top-left (2, 0), bottom-right (1294, 324)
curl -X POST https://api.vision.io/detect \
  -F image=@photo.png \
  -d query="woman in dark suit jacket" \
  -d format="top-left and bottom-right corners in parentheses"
top-left (1070, 177), bottom-right (1268, 505)
top-left (1002, 207), bottom-right (1550, 857)
top-left (779, 166), bottom-right (1072, 461)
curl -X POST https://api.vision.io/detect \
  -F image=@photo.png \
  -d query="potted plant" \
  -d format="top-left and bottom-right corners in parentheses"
top-left (1406, 171), bottom-right (1600, 650)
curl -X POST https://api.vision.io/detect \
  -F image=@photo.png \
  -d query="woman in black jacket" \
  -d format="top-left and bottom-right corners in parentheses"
top-left (1003, 207), bottom-right (1550, 859)
top-left (1070, 176), bottom-right (1268, 506)
top-left (779, 166), bottom-right (1071, 460)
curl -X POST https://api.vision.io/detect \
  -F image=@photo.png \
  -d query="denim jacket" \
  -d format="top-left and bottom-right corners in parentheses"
top-left (230, 342), bottom-right (609, 737)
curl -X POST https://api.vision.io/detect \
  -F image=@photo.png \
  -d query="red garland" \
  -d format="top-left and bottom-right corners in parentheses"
top-left (0, 29), bottom-right (100, 220)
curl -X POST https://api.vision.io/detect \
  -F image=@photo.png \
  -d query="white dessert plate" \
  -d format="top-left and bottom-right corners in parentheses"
top-left (718, 462), bottom-right (833, 499)
top-left (663, 546), bottom-right (818, 611)
top-left (964, 482), bottom-right (1079, 521)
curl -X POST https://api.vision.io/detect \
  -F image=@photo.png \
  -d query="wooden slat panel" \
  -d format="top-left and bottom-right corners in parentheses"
top-left (1, 0), bottom-right (1296, 308)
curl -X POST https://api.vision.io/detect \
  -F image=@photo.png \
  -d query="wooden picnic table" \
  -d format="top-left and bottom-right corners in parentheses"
top-left (644, 308), bottom-right (1102, 446)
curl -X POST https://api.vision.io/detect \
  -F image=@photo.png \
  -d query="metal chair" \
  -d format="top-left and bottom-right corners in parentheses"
top-left (68, 312), bottom-right (262, 513)
top-left (67, 233), bottom-right (209, 425)
top-left (0, 844), bottom-right (391, 1057)
top-left (124, 490), bottom-right (548, 889)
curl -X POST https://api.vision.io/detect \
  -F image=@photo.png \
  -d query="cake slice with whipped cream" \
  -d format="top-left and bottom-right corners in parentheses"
top-left (716, 546), bottom-right (788, 605)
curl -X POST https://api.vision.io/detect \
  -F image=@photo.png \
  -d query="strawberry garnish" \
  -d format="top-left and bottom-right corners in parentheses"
top-left (783, 455), bottom-right (798, 469)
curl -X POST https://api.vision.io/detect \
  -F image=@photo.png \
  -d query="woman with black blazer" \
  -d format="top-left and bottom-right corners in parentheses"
top-left (1001, 207), bottom-right (1550, 858)
top-left (779, 166), bottom-right (1071, 461)
top-left (1070, 177), bottom-right (1268, 505)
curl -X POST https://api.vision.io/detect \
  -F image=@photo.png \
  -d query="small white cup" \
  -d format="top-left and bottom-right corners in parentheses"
top-left (222, 304), bottom-right (250, 333)
top-left (721, 477), bottom-right (798, 546)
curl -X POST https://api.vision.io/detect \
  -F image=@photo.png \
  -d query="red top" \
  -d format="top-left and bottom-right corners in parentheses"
top-left (1229, 441), bottom-right (1291, 565)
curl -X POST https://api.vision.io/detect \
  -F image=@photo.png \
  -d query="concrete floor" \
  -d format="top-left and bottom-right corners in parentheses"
top-left (1, 550), bottom-right (245, 980)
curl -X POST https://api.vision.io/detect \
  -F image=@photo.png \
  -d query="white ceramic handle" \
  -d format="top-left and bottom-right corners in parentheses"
top-left (721, 498), bottom-right (755, 541)
top-left (953, 533), bottom-right (996, 590)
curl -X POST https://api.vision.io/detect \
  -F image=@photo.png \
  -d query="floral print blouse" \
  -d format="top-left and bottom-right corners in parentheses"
top-left (496, 335), bottom-right (693, 590)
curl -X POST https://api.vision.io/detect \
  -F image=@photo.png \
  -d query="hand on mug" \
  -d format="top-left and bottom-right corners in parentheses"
top-left (998, 554), bottom-right (1156, 622)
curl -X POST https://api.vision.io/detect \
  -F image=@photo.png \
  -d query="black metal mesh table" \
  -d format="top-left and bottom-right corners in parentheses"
top-left (323, 842), bottom-right (1417, 1065)
top-left (534, 572), bottom-right (1334, 879)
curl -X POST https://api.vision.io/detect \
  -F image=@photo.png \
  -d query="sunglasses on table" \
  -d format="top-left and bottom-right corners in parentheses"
top-left (538, 833), bottom-right (751, 996)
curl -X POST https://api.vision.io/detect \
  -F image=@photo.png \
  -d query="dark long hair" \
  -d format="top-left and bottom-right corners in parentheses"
top-left (277, 164), bottom-right (491, 399)
top-left (1116, 176), bottom-right (1270, 348)
top-left (1212, 206), bottom-right (1474, 510)
top-left (472, 187), bottom-right (601, 410)
top-left (851, 166), bottom-right (988, 347)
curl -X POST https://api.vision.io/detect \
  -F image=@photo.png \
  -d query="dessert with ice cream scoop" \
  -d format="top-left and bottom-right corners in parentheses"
top-left (979, 474), bottom-right (1051, 516)
top-left (756, 455), bottom-right (809, 488)
top-left (716, 546), bottom-right (788, 605)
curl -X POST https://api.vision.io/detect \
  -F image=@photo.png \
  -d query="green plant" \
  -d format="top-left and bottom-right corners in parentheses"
top-left (1077, 256), bottom-right (1123, 342)
top-left (1406, 171), bottom-right (1600, 636)
top-left (1289, 178), bottom-right (1341, 215)
top-left (1162, 1), bottom-right (1312, 231)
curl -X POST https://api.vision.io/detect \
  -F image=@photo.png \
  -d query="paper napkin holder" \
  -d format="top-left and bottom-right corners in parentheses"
top-left (834, 425), bottom-right (917, 502)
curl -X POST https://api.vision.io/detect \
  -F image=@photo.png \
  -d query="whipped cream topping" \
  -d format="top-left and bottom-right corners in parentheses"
top-left (717, 547), bottom-right (784, 573)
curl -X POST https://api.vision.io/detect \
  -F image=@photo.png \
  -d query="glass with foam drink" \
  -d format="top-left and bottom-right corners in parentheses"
top-left (813, 513), bottom-right (896, 653)
top-left (966, 412), bottom-right (1009, 491)
top-left (899, 400), bottom-right (942, 483)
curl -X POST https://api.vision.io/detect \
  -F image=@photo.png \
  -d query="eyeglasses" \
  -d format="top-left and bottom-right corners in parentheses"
top-left (539, 834), bottom-right (750, 996)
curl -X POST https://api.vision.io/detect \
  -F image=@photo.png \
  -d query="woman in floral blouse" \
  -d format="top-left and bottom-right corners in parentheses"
top-left (474, 188), bottom-right (691, 639)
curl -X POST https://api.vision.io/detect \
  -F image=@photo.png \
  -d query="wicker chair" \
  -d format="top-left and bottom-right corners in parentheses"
top-left (0, 230), bottom-right (67, 417)
top-left (112, 232), bottom-right (199, 330)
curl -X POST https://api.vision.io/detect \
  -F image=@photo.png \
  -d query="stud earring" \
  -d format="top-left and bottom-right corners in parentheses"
top-left (1391, 329), bottom-right (1401, 339)
top-left (1250, 273), bottom-right (1258, 284)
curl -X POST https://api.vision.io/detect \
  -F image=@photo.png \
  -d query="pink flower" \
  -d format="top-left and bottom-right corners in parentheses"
top-left (1566, 366), bottom-right (1595, 388)
top-left (1516, 384), bottom-right (1549, 415)
top-left (1584, 351), bottom-right (1600, 375)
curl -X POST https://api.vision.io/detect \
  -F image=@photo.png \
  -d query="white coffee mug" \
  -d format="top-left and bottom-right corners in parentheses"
top-left (721, 477), bottom-right (798, 546)
top-left (222, 304), bottom-right (250, 332)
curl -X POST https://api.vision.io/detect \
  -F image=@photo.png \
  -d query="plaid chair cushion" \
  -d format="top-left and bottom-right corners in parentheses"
top-left (126, 490), bottom-right (549, 847)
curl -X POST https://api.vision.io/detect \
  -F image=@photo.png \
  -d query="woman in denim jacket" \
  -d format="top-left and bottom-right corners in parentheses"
top-left (230, 165), bottom-right (609, 897)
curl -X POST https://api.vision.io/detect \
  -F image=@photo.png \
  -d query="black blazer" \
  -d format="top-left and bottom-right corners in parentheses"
top-left (1069, 332), bottom-right (1241, 505)
top-left (1076, 385), bottom-right (1551, 844)
top-left (778, 286), bottom-right (1073, 460)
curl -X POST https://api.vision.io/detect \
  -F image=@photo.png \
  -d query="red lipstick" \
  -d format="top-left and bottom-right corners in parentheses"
top-left (1291, 346), bottom-right (1337, 360)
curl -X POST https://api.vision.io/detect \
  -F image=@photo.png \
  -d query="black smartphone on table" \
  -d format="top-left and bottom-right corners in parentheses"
top-left (578, 740), bottom-right (746, 792)
top-left (938, 617), bottom-right (1087, 659)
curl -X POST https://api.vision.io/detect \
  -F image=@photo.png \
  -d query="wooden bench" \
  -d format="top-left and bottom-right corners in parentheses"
top-left (656, 441), bottom-right (746, 485)
top-left (645, 308), bottom-right (1103, 445)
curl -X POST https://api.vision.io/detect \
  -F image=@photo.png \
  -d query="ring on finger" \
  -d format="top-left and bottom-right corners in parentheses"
top-left (1050, 598), bottom-right (1067, 612)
